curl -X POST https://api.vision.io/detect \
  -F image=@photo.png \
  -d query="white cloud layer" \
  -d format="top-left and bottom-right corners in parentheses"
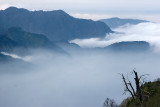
top-left (1, 52), bottom-right (32, 62)
top-left (70, 23), bottom-right (160, 51)
top-left (0, 50), bottom-right (160, 107)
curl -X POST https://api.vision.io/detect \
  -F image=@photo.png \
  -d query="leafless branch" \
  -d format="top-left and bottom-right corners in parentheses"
top-left (121, 74), bottom-right (136, 106)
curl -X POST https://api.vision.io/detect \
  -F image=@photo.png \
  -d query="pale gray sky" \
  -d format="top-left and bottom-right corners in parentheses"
top-left (0, 0), bottom-right (160, 22)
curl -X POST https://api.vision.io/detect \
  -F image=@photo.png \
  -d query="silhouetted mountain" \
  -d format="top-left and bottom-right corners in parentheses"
top-left (0, 27), bottom-right (62, 53)
top-left (99, 17), bottom-right (149, 28)
top-left (0, 7), bottom-right (112, 41)
top-left (105, 41), bottom-right (150, 52)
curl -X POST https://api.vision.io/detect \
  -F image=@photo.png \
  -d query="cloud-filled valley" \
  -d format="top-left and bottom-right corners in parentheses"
top-left (0, 49), bottom-right (160, 107)
top-left (70, 22), bottom-right (160, 52)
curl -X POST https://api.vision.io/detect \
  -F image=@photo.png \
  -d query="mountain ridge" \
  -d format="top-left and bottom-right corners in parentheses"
top-left (0, 27), bottom-right (64, 54)
top-left (104, 41), bottom-right (150, 52)
top-left (0, 7), bottom-right (112, 41)
top-left (99, 17), bottom-right (149, 28)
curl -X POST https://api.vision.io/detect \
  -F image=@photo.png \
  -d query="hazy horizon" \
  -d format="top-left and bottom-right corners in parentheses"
top-left (0, 0), bottom-right (160, 23)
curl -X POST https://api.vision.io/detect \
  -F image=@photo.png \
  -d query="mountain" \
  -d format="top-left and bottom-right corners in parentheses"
top-left (0, 7), bottom-right (112, 41)
top-left (99, 17), bottom-right (149, 28)
top-left (55, 40), bottom-right (81, 51)
top-left (0, 36), bottom-right (18, 52)
top-left (104, 41), bottom-right (150, 52)
top-left (0, 27), bottom-right (62, 53)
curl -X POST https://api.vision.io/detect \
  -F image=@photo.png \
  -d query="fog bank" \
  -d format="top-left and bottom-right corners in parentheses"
top-left (0, 50), bottom-right (160, 107)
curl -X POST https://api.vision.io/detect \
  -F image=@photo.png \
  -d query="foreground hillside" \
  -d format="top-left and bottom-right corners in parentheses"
top-left (120, 80), bottom-right (160, 107)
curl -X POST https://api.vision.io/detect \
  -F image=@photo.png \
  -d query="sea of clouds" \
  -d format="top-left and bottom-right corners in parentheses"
top-left (0, 49), bottom-right (160, 107)
top-left (0, 22), bottom-right (160, 107)
top-left (70, 22), bottom-right (160, 52)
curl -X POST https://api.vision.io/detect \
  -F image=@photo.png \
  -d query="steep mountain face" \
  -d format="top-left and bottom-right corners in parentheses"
top-left (104, 41), bottom-right (150, 52)
top-left (0, 27), bottom-right (60, 52)
top-left (0, 7), bottom-right (112, 41)
top-left (99, 17), bottom-right (149, 28)
top-left (0, 36), bottom-right (18, 52)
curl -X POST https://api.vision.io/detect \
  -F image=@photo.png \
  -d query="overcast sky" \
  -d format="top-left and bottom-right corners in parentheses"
top-left (0, 0), bottom-right (160, 22)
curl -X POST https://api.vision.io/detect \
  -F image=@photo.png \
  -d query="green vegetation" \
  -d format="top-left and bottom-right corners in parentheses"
top-left (120, 80), bottom-right (160, 107)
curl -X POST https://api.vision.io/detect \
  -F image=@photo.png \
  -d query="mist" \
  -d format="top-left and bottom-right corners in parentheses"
top-left (1, 52), bottom-right (32, 62)
top-left (0, 48), bottom-right (160, 107)
top-left (70, 22), bottom-right (160, 52)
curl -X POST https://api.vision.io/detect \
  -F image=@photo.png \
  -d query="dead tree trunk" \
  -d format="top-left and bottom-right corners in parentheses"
top-left (121, 70), bottom-right (146, 107)
top-left (133, 70), bottom-right (143, 106)
top-left (121, 74), bottom-right (136, 107)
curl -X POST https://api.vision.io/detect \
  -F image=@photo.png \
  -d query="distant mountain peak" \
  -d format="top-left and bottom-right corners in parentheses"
top-left (100, 17), bottom-right (149, 28)
top-left (4, 6), bottom-right (29, 13)
top-left (54, 9), bottom-right (66, 13)
top-left (4, 7), bottom-right (68, 15)
top-left (105, 41), bottom-right (150, 52)
top-left (0, 7), bottom-right (112, 41)
top-left (5, 6), bottom-right (18, 10)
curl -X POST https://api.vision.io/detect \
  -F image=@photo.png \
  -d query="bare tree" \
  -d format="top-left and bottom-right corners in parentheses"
top-left (121, 70), bottom-right (149, 107)
top-left (103, 97), bottom-right (119, 107)
top-left (121, 74), bottom-right (136, 107)
top-left (133, 70), bottom-right (143, 104)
